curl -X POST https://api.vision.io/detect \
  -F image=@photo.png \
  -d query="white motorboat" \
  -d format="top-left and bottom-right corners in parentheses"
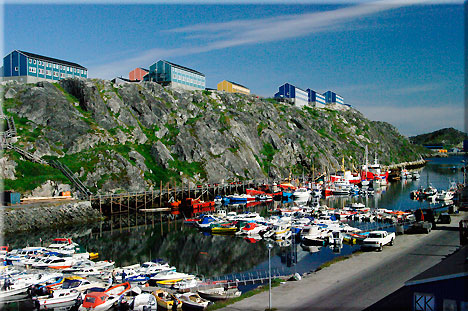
top-left (292, 187), bottom-right (311, 200)
top-left (137, 261), bottom-right (175, 276)
top-left (0, 272), bottom-right (62, 299)
top-left (197, 287), bottom-right (241, 301)
top-left (301, 226), bottom-right (330, 246)
top-left (177, 292), bottom-right (211, 310)
top-left (236, 222), bottom-right (268, 236)
top-left (436, 190), bottom-right (454, 201)
top-left (33, 288), bottom-right (83, 310)
top-left (171, 278), bottom-right (201, 292)
top-left (150, 270), bottom-right (194, 282)
top-left (47, 257), bottom-right (75, 270)
top-left (126, 293), bottom-right (158, 311)
top-left (330, 231), bottom-right (344, 245)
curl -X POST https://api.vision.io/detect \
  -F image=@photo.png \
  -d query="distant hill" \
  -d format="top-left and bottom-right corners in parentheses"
top-left (410, 127), bottom-right (467, 148)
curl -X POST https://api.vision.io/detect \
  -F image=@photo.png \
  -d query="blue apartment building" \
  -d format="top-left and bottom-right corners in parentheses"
top-left (1, 50), bottom-right (87, 83)
top-left (323, 91), bottom-right (344, 105)
top-left (145, 60), bottom-right (205, 91)
top-left (274, 83), bottom-right (309, 108)
top-left (307, 89), bottom-right (326, 108)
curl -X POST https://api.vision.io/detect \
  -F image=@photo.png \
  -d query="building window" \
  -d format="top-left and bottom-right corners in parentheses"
top-left (54, 72), bottom-right (58, 77)
top-left (39, 69), bottom-right (44, 74)
top-left (414, 293), bottom-right (435, 311)
top-left (46, 70), bottom-right (51, 76)
top-left (33, 59), bottom-right (36, 64)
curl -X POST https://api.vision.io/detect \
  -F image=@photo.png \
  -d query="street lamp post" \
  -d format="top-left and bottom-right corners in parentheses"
top-left (267, 243), bottom-right (273, 310)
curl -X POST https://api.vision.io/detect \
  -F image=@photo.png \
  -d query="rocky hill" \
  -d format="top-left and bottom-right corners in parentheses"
top-left (1, 78), bottom-right (427, 196)
top-left (410, 127), bottom-right (467, 149)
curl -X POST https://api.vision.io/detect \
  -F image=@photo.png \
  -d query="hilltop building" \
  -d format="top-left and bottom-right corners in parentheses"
top-left (129, 68), bottom-right (149, 82)
top-left (274, 83), bottom-right (308, 108)
top-left (1, 50), bottom-right (87, 83)
top-left (144, 60), bottom-right (205, 91)
top-left (217, 80), bottom-right (250, 95)
top-left (323, 91), bottom-right (344, 105)
top-left (307, 89), bottom-right (326, 108)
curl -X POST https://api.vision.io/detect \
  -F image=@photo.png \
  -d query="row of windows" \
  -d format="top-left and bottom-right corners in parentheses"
top-left (172, 68), bottom-right (204, 82)
top-left (27, 67), bottom-right (77, 79)
top-left (174, 79), bottom-right (205, 89)
top-left (172, 73), bottom-right (204, 83)
top-left (28, 58), bottom-right (87, 75)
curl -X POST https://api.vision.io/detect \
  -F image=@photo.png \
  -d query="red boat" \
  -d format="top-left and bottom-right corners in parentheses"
top-left (81, 282), bottom-right (131, 310)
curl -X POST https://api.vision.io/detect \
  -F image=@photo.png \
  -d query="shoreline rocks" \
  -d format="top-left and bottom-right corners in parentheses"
top-left (1, 200), bottom-right (103, 234)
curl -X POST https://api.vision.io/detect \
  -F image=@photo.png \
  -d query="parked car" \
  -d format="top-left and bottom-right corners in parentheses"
top-left (362, 231), bottom-right (395, 251)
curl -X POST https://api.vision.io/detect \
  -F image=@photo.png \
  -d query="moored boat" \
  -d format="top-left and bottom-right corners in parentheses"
top-left (197, 286), bottom-right (241, 301)
top-left (176, 292), bottom-right (211, 310)
top-left (152, 289), bottom-right (182, 310)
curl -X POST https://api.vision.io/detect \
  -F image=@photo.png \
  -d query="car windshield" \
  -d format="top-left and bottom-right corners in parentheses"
top-left (85, 296), bottom-right (96, 304)
top-left (368, 233), bottom-right (382, 238)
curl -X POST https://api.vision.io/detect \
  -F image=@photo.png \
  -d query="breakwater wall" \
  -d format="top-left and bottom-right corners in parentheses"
top-left (385, 159), bottom-right (427, 171)
top-left (1, 200), bottom-right (103, 234)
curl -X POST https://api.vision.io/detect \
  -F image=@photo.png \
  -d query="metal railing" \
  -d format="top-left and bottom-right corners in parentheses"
top-left (50, 160), bottom-right (92, 198)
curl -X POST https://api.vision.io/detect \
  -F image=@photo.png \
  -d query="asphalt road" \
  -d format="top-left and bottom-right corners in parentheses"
top-left (221, 211), bottom-right (467, 311)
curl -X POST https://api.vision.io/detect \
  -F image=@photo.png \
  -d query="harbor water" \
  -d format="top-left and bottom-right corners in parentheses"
top-left (3, 155), bottom-right (465, 310)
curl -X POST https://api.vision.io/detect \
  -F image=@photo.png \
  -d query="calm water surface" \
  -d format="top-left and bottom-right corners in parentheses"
top-left (3, 156), bottom-right (464, 310)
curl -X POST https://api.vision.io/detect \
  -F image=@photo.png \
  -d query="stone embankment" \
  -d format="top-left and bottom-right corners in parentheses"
top-left (385, 159), bottom-right (427, 171)
top-left (1, 200), bottom-right (103, 234)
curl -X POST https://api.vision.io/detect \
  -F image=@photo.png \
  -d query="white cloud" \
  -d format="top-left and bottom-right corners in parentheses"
top-left (391, 83), bottom-right (445, 96)
top-left (89, 0), bottom-right (431, 78)
top-left (358, 103), bottom-right (464, 136)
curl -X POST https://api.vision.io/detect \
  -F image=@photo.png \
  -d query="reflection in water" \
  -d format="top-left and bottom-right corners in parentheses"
top-left (4, 157), bottom-right (464, 281)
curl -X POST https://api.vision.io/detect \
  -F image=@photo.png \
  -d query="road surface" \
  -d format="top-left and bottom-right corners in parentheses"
top-left (221, 211), bottom-right (467, 311)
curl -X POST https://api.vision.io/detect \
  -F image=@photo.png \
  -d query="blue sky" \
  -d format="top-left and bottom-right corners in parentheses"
top-left (2, 1), bottom-right (464, 136)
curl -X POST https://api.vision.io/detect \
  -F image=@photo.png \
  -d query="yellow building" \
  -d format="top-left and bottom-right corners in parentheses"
top-left (217, 80), bottom-right (250, 95)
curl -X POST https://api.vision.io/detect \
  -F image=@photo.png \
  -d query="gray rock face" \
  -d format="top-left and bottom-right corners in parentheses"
top-left (151, 141), bottom-right (174, 169)
top-left (28, 180), bottom-right (72, 197)
top-left (2, 79), bottom-right (426, 195)
top-left (0, 156), bottom-right (17, 180)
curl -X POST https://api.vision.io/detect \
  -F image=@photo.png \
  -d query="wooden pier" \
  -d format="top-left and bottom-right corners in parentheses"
top-left (90, 180), bottom-right (261, 215)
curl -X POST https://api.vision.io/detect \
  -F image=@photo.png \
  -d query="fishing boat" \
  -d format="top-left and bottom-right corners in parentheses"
top-left (177, 292), bottom-right (211, 310)
top-left (197, 286), bottom-right (241, 301)
top-left (361, 151), bottom-right (389, 185)
top-left (79, 282), bottom-right (131, 311)
top-left (152, 289), bottom-right (182, 310)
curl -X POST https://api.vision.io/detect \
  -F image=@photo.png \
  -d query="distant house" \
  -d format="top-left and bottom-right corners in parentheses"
top-left (323, 91), bottom-right (344, 105)
top-left (129, 67), bottom-right (149, 82)
top-left (217, 80), bottom-right (250, 95)
top-left (274, 83), bottom-right (308, 108)
top-left (144, 60), bottom-right (205, 91)
top-left (1, 50), bottom-right (87, 83)
top-left (306, 89), bottom-right (326, 108)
